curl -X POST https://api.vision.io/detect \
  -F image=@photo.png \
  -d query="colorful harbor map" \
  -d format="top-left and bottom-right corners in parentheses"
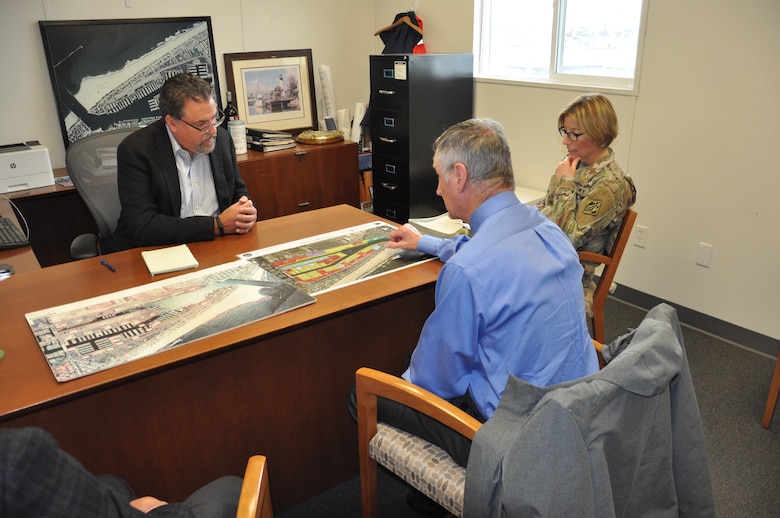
top-left (239, 221), bottom-right (435, 295)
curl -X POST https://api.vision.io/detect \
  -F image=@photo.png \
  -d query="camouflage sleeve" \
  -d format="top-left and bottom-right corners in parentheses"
top-left (536, 174), bottom-right (563, 211)
top-left (540, 173), bottom-right (625, 251)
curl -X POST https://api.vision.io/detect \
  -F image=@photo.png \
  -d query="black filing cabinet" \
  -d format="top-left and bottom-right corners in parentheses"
top-left (369, 54), bottom-right (473, 223)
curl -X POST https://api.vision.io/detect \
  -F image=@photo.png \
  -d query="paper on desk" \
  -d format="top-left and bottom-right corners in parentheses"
top-left (408, 213), bottom-right (470, 238)
top-left (141, 244), bottom-right (199, 276)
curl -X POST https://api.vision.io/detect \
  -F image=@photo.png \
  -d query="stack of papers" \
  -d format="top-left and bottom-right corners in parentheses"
top-left (246, 129), bottom-right (296, 152)
top-left (408, 213), bottom-right (470, 238)
top-left (255, 139), bottom-right (296, 152)
top-left (141, 244), bottom-right (199, 276)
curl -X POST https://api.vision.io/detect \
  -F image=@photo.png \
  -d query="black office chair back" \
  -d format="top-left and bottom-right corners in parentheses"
top-left (66, 128), bottom-right (137, 240)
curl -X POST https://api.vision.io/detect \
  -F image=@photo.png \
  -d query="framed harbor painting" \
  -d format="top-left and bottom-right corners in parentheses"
top-left (224, 49), bottom-right (317, 134)
top-left (39, 17), bottom-right (220, 147)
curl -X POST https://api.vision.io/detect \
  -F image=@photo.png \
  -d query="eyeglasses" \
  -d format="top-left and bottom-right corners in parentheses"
top-left (178, 109), bottom-right (226, 134)
top-left (559, 127), bottom-right (585, 142)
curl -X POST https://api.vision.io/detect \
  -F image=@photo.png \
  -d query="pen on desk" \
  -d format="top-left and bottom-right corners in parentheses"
top-left (100, 259), bottom-right (116, 272)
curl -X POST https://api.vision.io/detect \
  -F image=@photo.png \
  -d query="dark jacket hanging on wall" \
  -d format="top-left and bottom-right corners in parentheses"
top-left (378, 11), bottom-right (423, 54)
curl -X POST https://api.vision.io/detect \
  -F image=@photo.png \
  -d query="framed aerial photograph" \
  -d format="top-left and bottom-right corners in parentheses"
top-left (224, 49), bottom-right (317, 134)
top-left (39, 17), bottom-right (220, 148)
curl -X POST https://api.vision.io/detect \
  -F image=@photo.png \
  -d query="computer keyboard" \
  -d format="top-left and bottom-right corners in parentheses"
top-left (0, 216), bottom-right (29, 250)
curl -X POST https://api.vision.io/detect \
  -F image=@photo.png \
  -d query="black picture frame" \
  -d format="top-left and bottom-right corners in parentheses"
top-left (224, 49), bottom-right (317, 134)
top-left (39, 17), bottom-right (220, 148)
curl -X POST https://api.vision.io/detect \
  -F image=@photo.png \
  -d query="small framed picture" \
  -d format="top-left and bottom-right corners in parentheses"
top-left (224, 49), bottom-right (318, 135)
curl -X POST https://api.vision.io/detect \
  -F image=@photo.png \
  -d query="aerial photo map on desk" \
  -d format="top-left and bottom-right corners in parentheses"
top-left (238, 221), bottom-right (435, 295)
top-left (25, 222), bottom-right (434, 382)
top-left (26, 260), bottom-right (315, 382)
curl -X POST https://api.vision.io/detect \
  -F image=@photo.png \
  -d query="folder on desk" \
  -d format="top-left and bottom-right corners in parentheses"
top-left (141, 244), bottom-right (199, 276)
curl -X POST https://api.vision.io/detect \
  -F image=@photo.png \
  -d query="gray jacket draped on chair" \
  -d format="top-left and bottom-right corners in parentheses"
top-left (464, 303), bottom-right (715, 517)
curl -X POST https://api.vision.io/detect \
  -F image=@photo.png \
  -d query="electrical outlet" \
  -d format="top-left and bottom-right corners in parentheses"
top-left (634, 225), bottom-right (648, 248)
top-left (696, 242), bottom-right (714, 267)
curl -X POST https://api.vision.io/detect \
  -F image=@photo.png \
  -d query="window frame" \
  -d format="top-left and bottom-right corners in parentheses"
top-left (473, 0), bottom-right (650, 95)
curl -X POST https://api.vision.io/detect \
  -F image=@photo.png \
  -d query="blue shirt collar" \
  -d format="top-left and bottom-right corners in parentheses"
top-left (469, 190), bottom-right (519, 234)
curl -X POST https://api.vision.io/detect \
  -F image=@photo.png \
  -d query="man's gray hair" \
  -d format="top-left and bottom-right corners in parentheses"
top-left (433, 118), bottom-right (514, 188)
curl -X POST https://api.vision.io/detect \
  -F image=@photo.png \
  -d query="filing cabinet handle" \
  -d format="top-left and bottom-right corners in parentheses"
top-left (380, 182), bottom-right (398, 191)
top-left (379, 137), bottom-right (397, 144)
top-left (378, 89), bottom-right (397, 95)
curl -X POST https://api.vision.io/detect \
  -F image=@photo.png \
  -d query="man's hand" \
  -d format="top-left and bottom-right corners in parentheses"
top-left (130, 496), bottom-right (168, 513)
top-left (218, 196), bottom-right (258, 235)
top-left (386, 223), bottom-right (423, 251)
top-left (555, 156), bottom-right (580, 179)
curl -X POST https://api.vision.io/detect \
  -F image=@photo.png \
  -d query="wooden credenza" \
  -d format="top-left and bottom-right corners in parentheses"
top-left (238, 141), bottom-right (360, 221)
top-left (9, 141), bottom-right (360, 266)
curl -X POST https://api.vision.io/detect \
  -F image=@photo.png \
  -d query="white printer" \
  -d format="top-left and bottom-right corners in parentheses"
top-left (0, 141), bottom-right (55, 193)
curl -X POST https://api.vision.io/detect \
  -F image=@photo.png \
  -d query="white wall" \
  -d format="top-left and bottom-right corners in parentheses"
top-left (3, 0), bottom-right (778, 341)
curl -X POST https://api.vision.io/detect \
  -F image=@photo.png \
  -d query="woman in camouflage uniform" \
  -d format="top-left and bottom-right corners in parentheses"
top-left (537, 93), bottom-right (636, 317)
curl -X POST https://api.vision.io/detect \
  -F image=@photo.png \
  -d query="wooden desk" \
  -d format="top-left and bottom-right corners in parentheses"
top-left (0, 205), bottom-right (439, 511)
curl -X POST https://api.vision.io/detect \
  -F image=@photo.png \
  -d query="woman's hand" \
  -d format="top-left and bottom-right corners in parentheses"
top-left (555, 156), bottom-right (580, 179)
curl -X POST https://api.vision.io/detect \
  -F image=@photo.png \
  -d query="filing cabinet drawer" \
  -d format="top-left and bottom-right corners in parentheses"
top-left (373, 198), bottom-right (409, 224)
top-left (372, 157), bottom-right (409, 205)
top-left (370, 58), bottom-right (410, 110)
top-left (371, 109), bottom-right (409, 157)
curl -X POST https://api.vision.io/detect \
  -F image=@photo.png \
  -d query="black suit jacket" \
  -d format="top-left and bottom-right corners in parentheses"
top-left (109, 120), bottom-right (249, 252)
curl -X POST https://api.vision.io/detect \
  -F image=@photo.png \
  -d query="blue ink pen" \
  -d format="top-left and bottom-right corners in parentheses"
top-left (100, 259), bottom-right (116, 272)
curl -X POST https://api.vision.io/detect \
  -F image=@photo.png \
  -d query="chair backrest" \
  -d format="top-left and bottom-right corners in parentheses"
top-left (579, 208), bottom-right (638, 342)
top-left (237, 455), bottom-right (274, 518)
top-left (65, 128), bottom-right (138, 240)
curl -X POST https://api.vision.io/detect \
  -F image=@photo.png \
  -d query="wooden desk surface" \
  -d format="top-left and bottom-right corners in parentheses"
top-left (0, 204), bottom-right (440, 510)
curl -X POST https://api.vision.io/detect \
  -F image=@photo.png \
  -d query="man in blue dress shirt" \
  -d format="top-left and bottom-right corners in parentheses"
top-left (379, 118), bottom-right (599, 469)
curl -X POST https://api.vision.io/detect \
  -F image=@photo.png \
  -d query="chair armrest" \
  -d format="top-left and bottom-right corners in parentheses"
top-left (592, 339), bottom-right (606, 369)
top-left (578, 250), bottom-right (611, 265)
top-left (70, 233), bottom-right (99, 260)
top-left (356, 367), bottom-right (482, 440)
top-left (237, 455), bottom-right (272, 518)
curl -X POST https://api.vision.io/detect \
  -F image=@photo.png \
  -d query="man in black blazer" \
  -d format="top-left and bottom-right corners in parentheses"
top-left (108, 73), bottom-right (257, 253)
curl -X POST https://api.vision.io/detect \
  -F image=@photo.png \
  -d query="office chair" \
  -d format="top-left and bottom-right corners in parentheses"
top-left (66, 128), bottom-right (138, 260)
top-left (578, 208), bottom-right (638, 343)
top-left (762, 347), bottom-right (780, 428)
top-left (355, 340), bottom-right (603, 518)
top-left (237, 455), bottom-right (274, 518)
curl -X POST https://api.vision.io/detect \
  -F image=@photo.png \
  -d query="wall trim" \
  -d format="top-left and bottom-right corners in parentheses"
top-left (612, 285), bottom-right (779, 360)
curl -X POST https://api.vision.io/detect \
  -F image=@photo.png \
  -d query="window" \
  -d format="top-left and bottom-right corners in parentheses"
top-left (475, 0), bottom-right (647, 91)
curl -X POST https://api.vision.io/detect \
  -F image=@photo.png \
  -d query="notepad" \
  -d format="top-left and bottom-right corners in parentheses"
top-left (141, 244), bottom-right (199, 276)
